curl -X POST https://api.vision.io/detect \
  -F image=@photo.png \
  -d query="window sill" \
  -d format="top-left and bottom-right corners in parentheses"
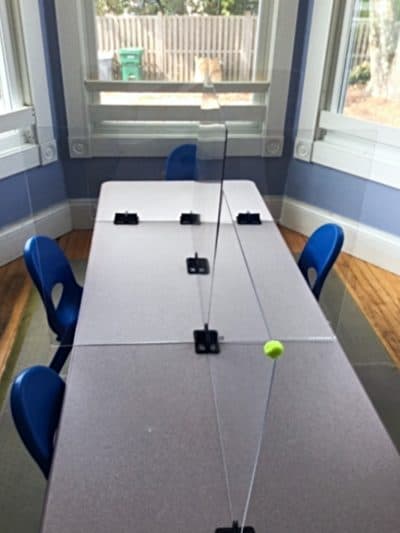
top-left (69, 133), bottom-right (284, 159)
top-left (0, 144), bottom-right (40, 180)
top-left (310, 138), bottom-right (400, 190)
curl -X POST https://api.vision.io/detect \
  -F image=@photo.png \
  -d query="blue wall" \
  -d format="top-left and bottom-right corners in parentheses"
top-left (0, 0), bottom-right (68, 229)
top-left (285, 0), bottom-right (400, 236)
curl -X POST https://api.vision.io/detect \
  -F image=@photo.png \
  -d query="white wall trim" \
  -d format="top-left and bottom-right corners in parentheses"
top-left (0, 144), bottom-right (40, 180)
top-left (264, 0), bottom-right (299, 152)
top-left (294, 0), bottom-right (335, 160)
top-left (16, 0), bottom-right (58, 164)
top-left (263, 195), bottom-right (282, 221)
top-left (0, 202), bottom-right (72, 266)
top-left (280, 197), bottom-right (400, 275)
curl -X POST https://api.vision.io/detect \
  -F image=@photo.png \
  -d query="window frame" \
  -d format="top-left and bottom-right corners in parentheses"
top-left (295, 0), bottom-right (400, 189)
top-left (0, 0), bottom-right (57, 180)
top-left (55, 0), bottom-right (299, 159)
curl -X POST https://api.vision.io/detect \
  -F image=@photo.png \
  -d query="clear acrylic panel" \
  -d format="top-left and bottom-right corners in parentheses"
top-left (10, 135), bottom-right (72, 375)
top-left (190, 84), bottom-right (227, 329)
top-left (19, 131), bottom-right (74, 376)
top-left (42, 342), bottom-right (277, 533)
top-left (243, 339), bottom-right (400, 532)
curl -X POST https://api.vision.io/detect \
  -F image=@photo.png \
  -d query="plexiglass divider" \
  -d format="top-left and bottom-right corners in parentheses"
top-left (190, 84), bottom-right (227, 335)
top-left (16, 137), bottom-right (74, 376)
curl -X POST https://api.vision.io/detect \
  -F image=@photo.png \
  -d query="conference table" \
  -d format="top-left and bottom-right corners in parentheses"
top-left (40, 180), bottom-right (400, 533)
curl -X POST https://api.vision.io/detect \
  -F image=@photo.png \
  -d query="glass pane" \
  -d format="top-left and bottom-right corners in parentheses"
top-left (93, 0), bottom-right (263, 88)
top-left (339, 0), bottom-right (400, 127)
top-left (0, 27), bottom-right (11, 113)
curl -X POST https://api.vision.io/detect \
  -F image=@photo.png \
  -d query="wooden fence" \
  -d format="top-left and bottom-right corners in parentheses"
top-left (351, 18), bottom-right (370, 69)
top-left (96, 15), bottom-right (257, 81)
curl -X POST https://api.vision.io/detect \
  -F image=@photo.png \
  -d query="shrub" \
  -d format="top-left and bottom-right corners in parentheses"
top-left (349, 61), bottom-right (371, 85)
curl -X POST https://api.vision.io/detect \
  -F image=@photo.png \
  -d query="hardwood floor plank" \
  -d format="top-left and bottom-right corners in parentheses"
top-left (0, 258), bottom-right (31, 378)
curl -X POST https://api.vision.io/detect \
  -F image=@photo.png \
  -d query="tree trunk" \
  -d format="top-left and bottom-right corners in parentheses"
top-left (368, 0), bottom-right (397, 97)
top-left (387, 30), bottom-right (400, 98)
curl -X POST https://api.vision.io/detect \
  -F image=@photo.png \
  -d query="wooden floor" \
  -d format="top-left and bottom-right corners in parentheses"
top-left (0, 227), bottom-right (399, 380)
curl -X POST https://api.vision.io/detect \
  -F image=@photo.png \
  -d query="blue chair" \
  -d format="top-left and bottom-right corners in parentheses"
top-left (165, 144), bottom-right (197, 180)
top-left (10, 365), bottom-right (65, 478)
top-left (298, 223), bottom-right (344, 300)
top-left (24, 236), bottom-right (83, 373)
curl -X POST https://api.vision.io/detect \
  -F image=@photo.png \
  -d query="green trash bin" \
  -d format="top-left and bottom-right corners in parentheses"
top-left (119, 48), bottom-right (144, 81)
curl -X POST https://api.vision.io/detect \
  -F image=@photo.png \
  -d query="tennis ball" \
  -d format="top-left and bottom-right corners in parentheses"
top-left (263, 340), bottom-right (284, 359)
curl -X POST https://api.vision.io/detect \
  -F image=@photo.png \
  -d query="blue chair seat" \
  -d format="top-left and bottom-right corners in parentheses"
top-left (24, 235), bottom-right (83, 372)
top-left (298, 223), bottom-right (344, 300)
top-left (10, 366), bottom-right (65, 478)
top-left (165, 144), bottom-right (197, 180)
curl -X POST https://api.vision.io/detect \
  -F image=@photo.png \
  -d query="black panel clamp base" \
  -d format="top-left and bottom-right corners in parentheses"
top-left (186, 253), bottom-right (210, 275)
top-left (236, 212), bottom-right (261, 225)
top-left (215, 521), bottom-right (255, 533)
top-left (114, 212), bottom-right (139, 225)
top-left (180, 212), bottom-right (201, 225)
top-left (194, 324), bottom-right (220, 354)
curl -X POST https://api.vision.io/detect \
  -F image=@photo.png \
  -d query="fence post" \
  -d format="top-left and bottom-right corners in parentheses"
top-left (154, 12), bottom-right (164, 80)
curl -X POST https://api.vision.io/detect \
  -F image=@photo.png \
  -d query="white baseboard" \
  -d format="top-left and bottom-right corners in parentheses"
top-left (70, 199), bottom-right (97, 229)
top-left (264, 195), bottom-right (283, 221)
top-left (0, 202), bottom-right (72, 266)
top-left (281, 197), bottom-right (400, 275)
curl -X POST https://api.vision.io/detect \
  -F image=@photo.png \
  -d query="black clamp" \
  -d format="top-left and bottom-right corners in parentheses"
top-left (180, 212), bottom-right (201, 225)
top-left (236, 212), bottom-right (261, 225)
top-left (215, 521), bottom-right (255, 533)
top-left (194, 324), bottom-right (220, 354)
top-left (114, 212), bottom-right (139, 225)
top-left (186, 253), bottom-right (209, 275)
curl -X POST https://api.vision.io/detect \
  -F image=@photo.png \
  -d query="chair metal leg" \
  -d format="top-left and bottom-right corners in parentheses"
top-left (49, 327), bottom-right (75, 373)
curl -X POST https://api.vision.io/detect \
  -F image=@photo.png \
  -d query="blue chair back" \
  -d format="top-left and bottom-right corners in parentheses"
top-left (10, 366), bottom-right (65, 478)
top-left (298, 223), bottom-right (344, 300)
top-left (165, 144), bottom-right (197, 180)
top-left (24, 236), bottom-right (83, 339)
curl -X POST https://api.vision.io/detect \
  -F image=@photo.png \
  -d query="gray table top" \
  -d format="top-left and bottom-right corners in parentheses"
top-left (41, 342), bottom-right (400, 533)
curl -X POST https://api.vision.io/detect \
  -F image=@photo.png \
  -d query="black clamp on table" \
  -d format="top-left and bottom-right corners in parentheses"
top-left (215, 521), bottom-right (255, 533)
top-left (194, 324), bottom-right (220, 354)
top-left (186, 253), bottom-right (209, 275)
top-left (180, 212), bottom-right (201, 225)
top-left (236, 212), bottom-right (261, 225)
top-left (113, 212), bottom-right (139, 225)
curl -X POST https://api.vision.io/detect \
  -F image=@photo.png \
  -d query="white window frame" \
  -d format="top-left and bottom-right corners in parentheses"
top-left (55, 0), bottom-right (298, 158)
top-left (0, 0), bottom-right (57, 180)
top-left (295, 0), bottom-right (400, 189)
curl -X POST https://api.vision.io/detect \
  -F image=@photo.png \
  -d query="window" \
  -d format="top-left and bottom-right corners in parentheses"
top-left (295, 0), bottom-right (400, 189)
top-left (55, 0), bottom-right (299, 158)
top-left (0, 0), bottom-right (57, 180)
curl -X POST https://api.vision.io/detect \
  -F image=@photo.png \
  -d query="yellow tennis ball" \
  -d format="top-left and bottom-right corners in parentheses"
top-left (263, 340), bottom-right (284, 359)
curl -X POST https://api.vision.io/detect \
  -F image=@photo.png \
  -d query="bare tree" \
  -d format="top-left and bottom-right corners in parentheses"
top-left (368, 0), bottom-right (398, 97)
